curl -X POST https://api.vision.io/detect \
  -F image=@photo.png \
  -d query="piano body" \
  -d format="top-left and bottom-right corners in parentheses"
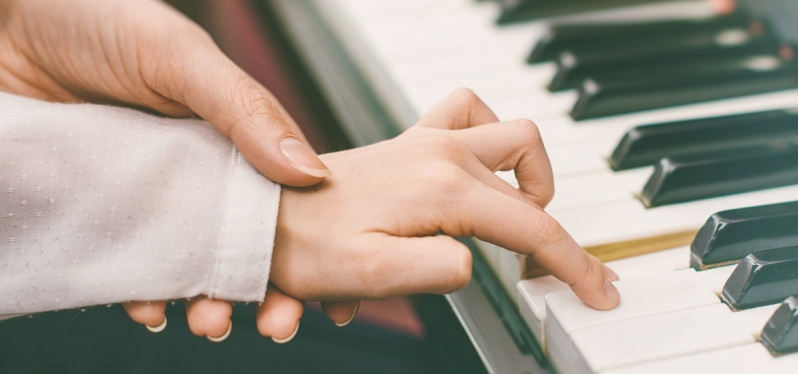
top-left (267, 0), bottom-right (798, 372)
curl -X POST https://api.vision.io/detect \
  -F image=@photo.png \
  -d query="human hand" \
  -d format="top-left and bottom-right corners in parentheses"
top-left (0, 0), bottom-right (328, 339)
top-left (263, 89), bottom-right (620, 339)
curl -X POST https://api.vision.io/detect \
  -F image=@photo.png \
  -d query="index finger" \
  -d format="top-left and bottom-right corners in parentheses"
top-left (441, 181), bottom-right (620, 310)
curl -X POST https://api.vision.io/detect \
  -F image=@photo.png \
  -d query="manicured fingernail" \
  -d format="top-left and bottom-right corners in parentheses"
top-left (146, 316), bottom-right (167, 333)
top-left (604, 278), bottom-right (620, 307)
top-left (335, 302), bottom-right (361, 327)
top-left (272, 321), bottom-right (300, 344)
top-left (207, 320), bottom-right (232, 343)
top-left (279, 137), bottom-right (331, 177)
top-left (603, 264), bottom-right (620, 282)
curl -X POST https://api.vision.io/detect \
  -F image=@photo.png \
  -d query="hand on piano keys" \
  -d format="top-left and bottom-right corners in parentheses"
top-left (322, 0), bottom-right (798, 371)
top-left (273, 88), bottom-right (619, 314)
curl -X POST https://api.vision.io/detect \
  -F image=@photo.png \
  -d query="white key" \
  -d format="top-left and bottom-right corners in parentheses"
top-left (550, 183), bottom-right (798, 248)
top-left (517, 246), bottom-right (690, 346)
top-left (602, 343), bottom-right (798, 374)
top-left (568, 304), bottom-right (778, 373)
top-left (545, 266), bottom-right (733, 336)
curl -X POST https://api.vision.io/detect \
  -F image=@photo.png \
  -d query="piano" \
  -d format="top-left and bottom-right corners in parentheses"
top-left (266, 0), bottom-right (798, 372)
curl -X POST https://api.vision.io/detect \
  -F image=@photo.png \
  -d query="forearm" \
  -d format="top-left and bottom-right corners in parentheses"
top-left (0, 92), bottom-right (279, 317)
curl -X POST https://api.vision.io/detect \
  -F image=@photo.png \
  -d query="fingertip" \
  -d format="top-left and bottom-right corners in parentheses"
top-left (185, 297), bottom-right (233, 338)
top-left (321, 301), bottom-right (360, 327)
top-left (123, 301), bottom-right (167, 327)
top-left (602, 278), bottom-right (621, 310)
top-left (146, 315), bottom-right (168, 333)
top-left (604, 264), bottom-right (620, 282)
top-left (272, 320), bottom-right (300, 344)
top-left (256, 286), bottom-right (304, 339)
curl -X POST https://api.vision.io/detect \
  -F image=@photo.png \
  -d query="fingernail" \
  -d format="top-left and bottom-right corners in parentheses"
top-left (604, 278), bottom-right (620, 307)
top-left (146, 316), bottom-right (167, 333)
top-left (603, 264), bottom-right (620, 282)
top-left (335, 302), bottom-right (361, 327)
top-left (279, 137), bottom-right (332, 177)
top-left (207, 320), bottom-right (232, 343)
top-left (272, 321), bottom-right (300, 344)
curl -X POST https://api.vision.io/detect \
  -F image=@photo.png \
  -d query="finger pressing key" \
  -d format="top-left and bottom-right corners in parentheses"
top-left (442, 182), bottom-right (619, 310)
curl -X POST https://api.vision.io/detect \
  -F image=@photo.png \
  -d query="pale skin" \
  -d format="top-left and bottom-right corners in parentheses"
top-left (13, 0), bottom-right (764, 342)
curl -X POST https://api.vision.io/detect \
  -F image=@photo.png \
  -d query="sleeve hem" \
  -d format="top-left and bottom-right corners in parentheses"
top-left (209, 152), bottom-right (280, 302)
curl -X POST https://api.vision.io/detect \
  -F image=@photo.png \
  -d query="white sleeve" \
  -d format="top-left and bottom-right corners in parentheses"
top-left (0, 92), bottom-right (280, 317)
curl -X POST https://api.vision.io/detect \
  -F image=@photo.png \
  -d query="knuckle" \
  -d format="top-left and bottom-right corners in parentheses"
top-left (510, 119), bottom-right (542, 144)
top-left (448, 245), bottom-right (473, 291)
top-left (451, 87), bottom-right (481, 106)
top-left (419, 163), bottom-right (468, 195)
top-left (531, 212), bottom-right (568, 248)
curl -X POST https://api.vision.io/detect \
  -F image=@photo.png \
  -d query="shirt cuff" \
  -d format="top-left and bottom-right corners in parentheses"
top-left (209, 152), bottom-right (280, 302)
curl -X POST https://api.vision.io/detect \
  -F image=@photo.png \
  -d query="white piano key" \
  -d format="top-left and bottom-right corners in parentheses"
top-left (602, 245), bottom-right (691, 279)
top-left (517, 246), bottom-right (691, 346)
top-left (550, 182), bottom-right (798, 248)
top-left (547, 168), bottom-right (651, 212)
top-left (497, 249), bottom-right (524, 303)
top-left (568, 304), bottom-right (779, 373)
top-left (544, 267), bottom-right (730, 337)
top-left (602, 343), bottom-right (798, 374)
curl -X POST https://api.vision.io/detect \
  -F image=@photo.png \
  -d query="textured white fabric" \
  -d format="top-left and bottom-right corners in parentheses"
top-left (0, 92), bottom-right (280, 318)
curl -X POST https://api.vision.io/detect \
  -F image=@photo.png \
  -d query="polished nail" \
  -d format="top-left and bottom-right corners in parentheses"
top-left (279, 137), bottom-right (332, 177)
top-left (272, 321), bottom-right (300, 344)
top-left (207, 320), bottom-right (232, 343)
top-left (146, 316), bottom-right (167, 333)
top-left (604, 278), bottom-right (621, 307)
top-left (335, 302), bottom-right (361, 327)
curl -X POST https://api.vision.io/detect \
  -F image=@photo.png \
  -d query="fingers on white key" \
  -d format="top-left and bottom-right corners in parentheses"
top-left (441, 180), bottom-right (619, 310)
top-left (417, 88), bottom-right (499, 130)
top-left (452, 119), bottom-right (554, 208)
top-left (256, 285), bottom-right (304, 343)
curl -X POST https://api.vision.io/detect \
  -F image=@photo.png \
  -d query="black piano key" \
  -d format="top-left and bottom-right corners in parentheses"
top-left (721, 246), bottom-right (798, 310)
top-left (639, 148), bottom-right (798, 208)
top-left (761, 296), bottom-right (798, 355)
top-left (528, 12), bottom-right (754, 63)
top-left (549, 29), bottom-right (780, 91)
top-left (690, 201), bottom-right (798, 270)
top-left (570, 54), bottom-right (798, 120)
top-left (610, 109), bottom-right (798, 171)
top-left (497, 0), bottom-right (673, 24)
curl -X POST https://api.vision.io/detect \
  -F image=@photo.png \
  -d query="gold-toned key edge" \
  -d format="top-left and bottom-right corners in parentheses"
top-left (523, 229), bottom-right (699, 279)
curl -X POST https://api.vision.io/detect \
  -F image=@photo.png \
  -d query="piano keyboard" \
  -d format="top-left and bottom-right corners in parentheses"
top-left (285, 0), bottom-right (798, 372)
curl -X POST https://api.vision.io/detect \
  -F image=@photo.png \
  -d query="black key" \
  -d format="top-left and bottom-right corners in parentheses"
top-left (528, 13), bottom-right (753, 63)
top-left (690, 201), bottom-right (798, 270)
top-left (640, 147), bottom-right (798, 208)
top-left (761, 296), bottom-right (798, 355)
top-left (570, 53), bottom-right (798, 120)
top-left (721, 246), bottom-right (798, 310)
top-left (610, 108), bottom-right (798, 171)
top-left (549, 27), bottom-right (780, 91)
top-left (497, 0), bottom-right (673, 24)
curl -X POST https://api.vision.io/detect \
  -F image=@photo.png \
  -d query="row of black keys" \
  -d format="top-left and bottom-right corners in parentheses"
top-left (618, 108), bottom-right (798, 208)
top-left (684, 200), bottom-right (798, 355)
top-left (526, 8), bottom-right (798, 120)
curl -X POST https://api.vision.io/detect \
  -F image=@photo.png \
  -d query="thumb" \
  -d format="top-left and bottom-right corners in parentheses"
top-left (160, 42), bottom-right (330, 187)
